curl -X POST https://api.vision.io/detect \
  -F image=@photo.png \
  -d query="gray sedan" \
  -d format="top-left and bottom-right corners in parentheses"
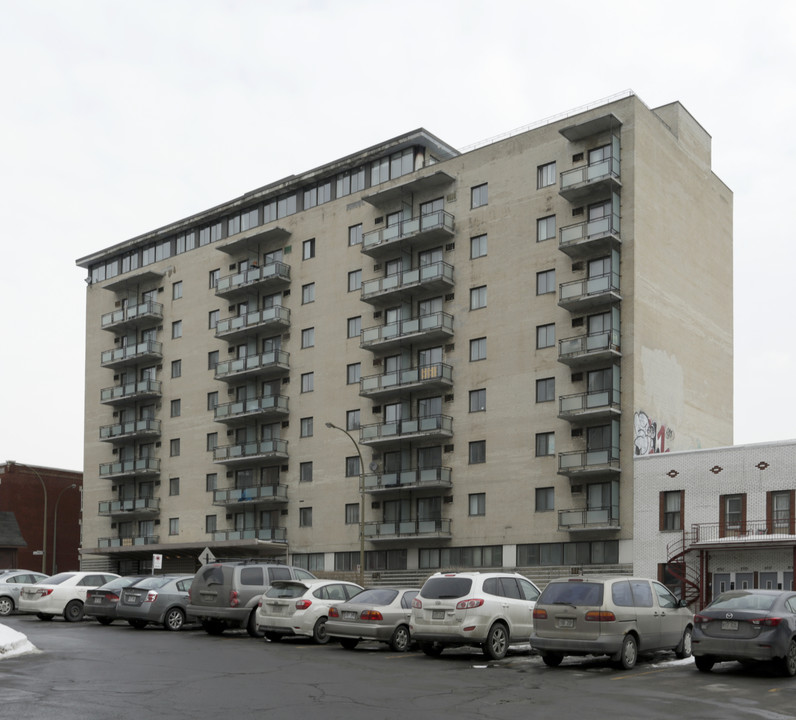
top-left (326, 587), bottom-right (419, 652)
top-left (116, 574), bottom-right (195, 631)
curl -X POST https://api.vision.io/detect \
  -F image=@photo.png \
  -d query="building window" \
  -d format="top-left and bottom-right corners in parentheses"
top-left (536, 487), bottom-right (554, 512)
top-left (169, 518), bottom-right (179, 536)
top-left (720, 494), bottom-right (746, 536)
top-left (170, 438), bottom-right (180, 457)
top-left (172, 281), bottom-right (183, 300)
top-left (470, 285), bottom-right (487, 310)
top-left (172, 320), bottom-right (183, 339)
top-left (170, 359), bottom-right (182, 378)
top-left (300, 417), bottom-right (314, 438)
top-left (469, 440), bottom-right (486, 465)
top-left (346, 456), bottom-right (361, 477)
top-left (470, 234), bottom-right (487, 259)
top-left (537, 161), bottom-right (556, 188)
top-left (660, 490), bottom-right (683, 531)
top-left (303, 238), bottom-right (315, 260)
top-left (471, 183), bottom-right (488, 208)
top-left (348, 269), bottom-right (362, 292)
top-left (347, 316), bottom-right (361, 338)
top-left (536, 377), bottom-right (555, 403)
top-left (205, 473), bottom-right (217, 492)
top-left (207, 391), bottom-right (218, 411)
top-left (299, 507), bottom-right (313, 527)
top-left (301, 327), bottom-right (315, 348)
top-left (302, 283), bottom-right (315, 304)
top-left (347, 363), bottom-right (361, 385)
top-left (469, 493), bottom-right (486, 516)
top-left (345, 503), bottom-right (359, 524)
top-left (537, 215), bottom-right (556, 242)
top-left (208, 350), bottom-right (219, 370)
top-left (206, 432), bottom-right (218, 452)
top-left (470, 337), bottom-right (487, 362)
top-left (300, 462), bottom-right (313, 483)
top-left (536, 269), bottom-right (555, 295)
top-left (349, 224), bottom-right (363, 246)
top-left (169, 477), bottom-right (180, 496)
top-left (209, 269), bottom-right (220, 288)
top-left (768, 490), bottom-right (794, 532)
top-left (208, 310), bottom-right (219, 329)
top-left (469, 389), bottom-right (486, 413)
top-left (301, 372), bottom-right (314, 393)
top-left (170, 399), bottom-right (181, 417)
top-left (205, 515), bottom-right (217, 533)
top-left (346, 409), bottom-right (360, 431)
top-left (536, 323), bottom-right (555, 349)
top-left (535, 432), bottom-right (554, 457)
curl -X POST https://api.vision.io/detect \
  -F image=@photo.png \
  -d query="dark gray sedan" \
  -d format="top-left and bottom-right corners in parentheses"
top-left (116, 574), bottom-right (195, 631)
top-left (692, 589), bottom-right (796, 675)
top-left (84, 576), bottom-right (149, 624)
top-left (326, 587), bottom-right (419, 652)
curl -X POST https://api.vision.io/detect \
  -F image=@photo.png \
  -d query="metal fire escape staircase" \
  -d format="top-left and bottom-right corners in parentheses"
top-left (665, 531), bottom-right (702, 608)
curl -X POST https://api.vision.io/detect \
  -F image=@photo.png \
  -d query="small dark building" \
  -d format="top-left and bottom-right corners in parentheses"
top-left (0, 512), bottom-right (27, 567)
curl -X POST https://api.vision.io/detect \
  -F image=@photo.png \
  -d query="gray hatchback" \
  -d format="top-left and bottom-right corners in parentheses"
top-left (116, 574), bottom-right (195, 631)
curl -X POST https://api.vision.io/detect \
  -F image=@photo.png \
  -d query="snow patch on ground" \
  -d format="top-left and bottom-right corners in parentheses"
top-left (0, 623), bottom-right (39, 659)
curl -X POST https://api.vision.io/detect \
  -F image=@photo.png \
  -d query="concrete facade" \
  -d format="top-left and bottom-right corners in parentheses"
top-left (76, 92), bottom-right (733, 581)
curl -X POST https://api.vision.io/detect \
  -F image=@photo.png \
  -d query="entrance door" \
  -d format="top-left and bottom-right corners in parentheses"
top-left (713, 573), bottom-right (731, 598)
top-left (760, 572), bottom-right (778, 590)
top-left (735, 572), bottom-right (754, 591)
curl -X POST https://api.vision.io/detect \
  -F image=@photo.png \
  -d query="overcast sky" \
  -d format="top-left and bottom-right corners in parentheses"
top-left (1, 0), bottom-right (794, 471)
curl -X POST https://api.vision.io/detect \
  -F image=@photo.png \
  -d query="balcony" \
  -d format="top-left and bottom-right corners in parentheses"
top-left (214, 350), bottom-right (290, 382)
top-left (212, 527), bottom-right (286, 542)
top-left (215, 262), bottom-right (291, 299)
top-left (363, 466), bottom-right (452, 494)
top-left (559, 158), bottom-right (621, 203)
top-left (101, 340), bottom-right (163, 369)
top-left (558, 506), bottom-right (620, 532)
top-left (364, 518), bottom-right (452, 541)
top-left (214, 395), bottom-right (289, 424)
top-left (558, 273), bottom-right (621, 312)
top-left (557, 448), bottom-right (620, 477)
top-left (99, 418), bottom-right (161, 443)
top-left (98, 497), bottom-right (160, 517)
top-left (360, 363), bottom-right (453, 400)
top-left (361, 262), bottom-right (454, 306)
top-left (98, 535), bottom-right (159, 548)
top-left (213, 483), bottom-right (288, 507)
top-left (100, 378), bottom-right (162, 405)
top-left (99, 457), bottom-right (160, 480)
top-left (361, 312), bottom-right (454, 352)
top-left (215, 306), bottom-right (290, 341)
top-left (216, 225), bottom-right (290, 255)
top-left (362, 169), bottom-right (456, 207)
top-left (213, 438), bottom-right (289, 465)
top-left (558, 389), bottom-right (621, 423)
top-left (360, 415), bottom-right (453, 447)
top-left (361, 211), bottom-right (455, 258)
top-left (559, 217), bottom-right (621, 259)
top-left (558, 330), bottom-right (621, 367)
top-left (101, 300), bottom-right (163, 332)
top-left (688, 520), bottom-right (796, 548)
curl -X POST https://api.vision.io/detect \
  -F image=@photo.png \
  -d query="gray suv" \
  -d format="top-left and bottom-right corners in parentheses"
top-left (187, 561), bottom-right (316, 636)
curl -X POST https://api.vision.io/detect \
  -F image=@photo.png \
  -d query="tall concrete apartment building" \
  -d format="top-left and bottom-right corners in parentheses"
top-left (76, 92), bottom-right (733, 580)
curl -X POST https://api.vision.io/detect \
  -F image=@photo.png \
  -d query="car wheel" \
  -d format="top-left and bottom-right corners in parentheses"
top-left (264, 632), bottom-right (283, 642)
top-left (615, 634), bottom-right (638, 670)
top-left (541, 652), bottom-right (564, 667)
top-left (779, 638), bottom-right (796, 677)
top-left (96, 616), bottom-right (114, 626)
top-left (247, 610), bottom-right (264, 638)
top-left (0, 596), bottom-right (14, 616)
top-left (128, 619), bottom-right (148, 629)
top-left (483, 622), bottom-right (509, 661)
top-left (202, 620), bottom-right (225, 635)
top-left (389, 625), bottom-right (411, 652)
top-left (64, 600), bottom-right (84, 623)
top-left (36, 613), bottom-right (54, 621)
top-left (421, 642), bottom-right (444, 657)
top-left (164, 607), bottom-right (185, 632)
top-left (695, 655), bottom-right (715, 673)
top-left (313, 617), bottom-right (330, 644)
top-left (339, 638), bottom-right (359, 650)
top-left (675, 626), bottom-right (693, 659)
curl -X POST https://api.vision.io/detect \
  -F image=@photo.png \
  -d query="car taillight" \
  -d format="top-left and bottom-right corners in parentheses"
top-left (229, 590), bottom-right (239, 608)
top-left (145, 591), bottom-right (158, 603)
top-left (585, 611), bottom-right (616, 622)
top-left (693, 614), bottom-right (712, 625)
top-left (42, 589), bottom-right (53, 597)
top-left (105, 593), bottom-right (120, 602)
top-left (295, 599), bottom-right (312, 610)
top-left (412, 598), bottom-right (422, 609)
top-left (328, 607), bottom-right (339, 618)
top-left (361, 610), bottom-right (383, 621)
top-left (258, 598), bottom-right (263, 608)
top-left (750, 617), bottom-right (783, 627)
top-left (455, 598), bottom-right (484, 610)
top-left (533, 608), bottom-right (548, 620)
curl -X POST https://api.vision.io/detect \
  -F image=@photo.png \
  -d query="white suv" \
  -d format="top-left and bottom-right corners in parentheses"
top-left (410, 571), bottom-right (541, 659)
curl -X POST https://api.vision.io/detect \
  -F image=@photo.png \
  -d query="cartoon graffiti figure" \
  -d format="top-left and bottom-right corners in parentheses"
top-left (634, 411), bottom-right (656, 455)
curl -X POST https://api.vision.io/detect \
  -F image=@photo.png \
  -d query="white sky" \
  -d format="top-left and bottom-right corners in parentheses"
top-left (1, 0), bottom-right (794, 471)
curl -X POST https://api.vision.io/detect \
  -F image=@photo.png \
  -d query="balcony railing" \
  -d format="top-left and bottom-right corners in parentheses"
top-left (98, 498), bottom-right (160, 516)
top-left (558, 329), bottom-right (621, 366)
top-left (101, 300), bottom-right (163, 331)
top-left (360, 363), bottom-right (453, 399)
top-left (363, 466), bottom-right (452, 493)
top-left (558, 506), bottom-right (620, 531)
top-left (101, 340), bottom-right (163, 369)
top-left (360, 415), bottom-right (453, 446)
top-left (214, 350), bottom-right (290, 382)
top-left (213, 483), bottom-right (288, 506)
top-left (214, 395), bottom-right (289, 423)
top-left (557, 448), bottom-right (620, 476)
top-left (558, 272), bottom-right (621, 311)
top-left (364, 518), bottom-right (452, 539)
top-left (99, 418), bottom-right (161, 442)
top-left (361, 312), bottom-right (454, 351)
top-left (100, 379), bottom-right (162, 405)
top-left (215, 305), bottom-right (290, 340)
top-left (99, 457), bottom-right (160, 479)
top-left (558, 389), bottom-right (621, 422)
top-left (689, 519), bottom-right (796, 544)
top-left (215, 262), bottom-right (291, 298)
top-left (213, 438), bottom-right (289, 464)
top-left (98, 535), bottom-right (159, 548)
top-left (361, 210), bottom-right (455, 257)
top-left (559, 157), bottom-right (621, 202)
top-left (559, 217), bottom-right (621, 258)
top-left (211, 527), bottom-right (286, 542)
top-left (361, 262), bottom-right (454, 304)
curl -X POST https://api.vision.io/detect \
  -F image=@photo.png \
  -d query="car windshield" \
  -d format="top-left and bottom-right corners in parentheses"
top-left (538, 581), bottom-right (604, 606)
top-left (421, 577), bottom-right (472, 599)
top-left (42, 572), bottom-right (75, 585)
top-left (348, 588), bottom-right (399, 605)
top-left (708, 592), bottom-right (777, 612)
top-left (266, 583), bottom-right (308, 599)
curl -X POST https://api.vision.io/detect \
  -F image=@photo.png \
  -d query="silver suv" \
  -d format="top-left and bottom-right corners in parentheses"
top-left (530, 576), bottom-right (693, 669)
top-left (410, 571), bottom-right (541, 659)
top-left (187, 561), bottom-right (315, 636)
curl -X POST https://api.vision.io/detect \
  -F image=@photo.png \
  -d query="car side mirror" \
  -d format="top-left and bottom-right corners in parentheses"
top-left (678, 599), bottom-right (689, 609)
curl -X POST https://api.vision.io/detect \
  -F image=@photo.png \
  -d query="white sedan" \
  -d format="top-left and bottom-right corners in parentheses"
top-left (256, 578), bottom-right (362, 643)
top-left (18, 571), bottom-right (120, 622)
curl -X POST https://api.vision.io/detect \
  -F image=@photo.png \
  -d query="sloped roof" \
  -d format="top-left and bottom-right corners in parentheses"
top-left (0, 512), bottom-right (27, 547)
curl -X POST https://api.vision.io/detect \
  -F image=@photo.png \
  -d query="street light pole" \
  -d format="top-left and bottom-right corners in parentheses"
top-left (325, 422), bottom-right (365, 586)
top-left (52, 483), bottom-right (77, 574)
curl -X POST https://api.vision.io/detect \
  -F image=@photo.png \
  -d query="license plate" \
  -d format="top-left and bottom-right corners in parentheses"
top-left (558, 618), bottom-right (575, 628)
top-left (721, 620), bottom-right (738, 631)
top-left (432, 610), bottom-right (445, 620)
top-left (93, 598), bottom-right (102, 604)
top-left (270, 605), bottom-right (283, 614)
top-left (343, 611), bottom-right (357, 620)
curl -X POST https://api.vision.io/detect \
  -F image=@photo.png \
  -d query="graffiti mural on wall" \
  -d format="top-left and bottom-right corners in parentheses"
top-left (634, 410), bottom-right (674, 455)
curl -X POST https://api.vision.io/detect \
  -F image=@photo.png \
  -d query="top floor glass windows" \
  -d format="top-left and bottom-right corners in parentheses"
top-left (336, 166), bottom-right (366, 198)
top-left (371, 148), bottom-right (414, 186)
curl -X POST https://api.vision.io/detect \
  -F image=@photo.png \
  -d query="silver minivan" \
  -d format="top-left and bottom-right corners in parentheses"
top-left (530, 576), bottom-right (693, 669)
